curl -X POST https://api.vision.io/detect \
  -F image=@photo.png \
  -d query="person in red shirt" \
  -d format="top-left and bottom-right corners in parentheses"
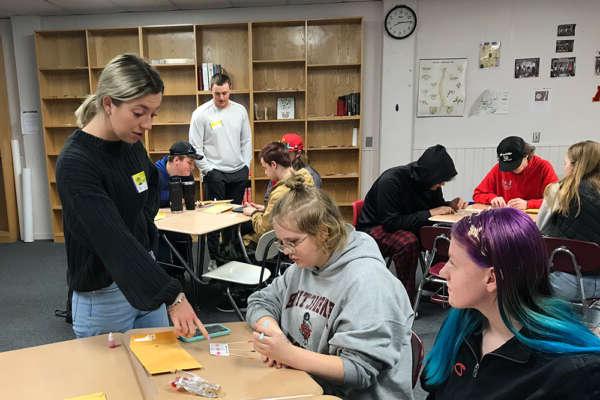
top-left (473, 136), bottom-right (558, 209)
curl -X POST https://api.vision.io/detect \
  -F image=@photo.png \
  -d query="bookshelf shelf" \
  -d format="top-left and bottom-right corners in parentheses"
top-left (307, 63), bottom-right (361, 69)
top-left (150, 63), bottom-right (196, 68)
top-left (38, 66), bottom-right (88, 71)
top-left (197, 90), bottom-right (250, 95)
top-left (35, 18), bottom-right (362, 240)
top-left (252, 59), bottom-right (305, 64)
top-left (254, 118), bottom-right (306, 123)
top-left (253, 89), bottom-right (305, 94)
top-left (320, 173), bottom-right (359, 179)
top-left (307, 146), bottom-right (358, 151)
top-left (307, 115), bottom-right (360, 121)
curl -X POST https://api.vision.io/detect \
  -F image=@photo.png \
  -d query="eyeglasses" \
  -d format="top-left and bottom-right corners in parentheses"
top-left (277, 235), bottom-right (308, 254)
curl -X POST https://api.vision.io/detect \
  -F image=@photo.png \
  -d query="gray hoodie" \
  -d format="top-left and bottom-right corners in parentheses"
top-left (246, 230), bottom-right (415, 399)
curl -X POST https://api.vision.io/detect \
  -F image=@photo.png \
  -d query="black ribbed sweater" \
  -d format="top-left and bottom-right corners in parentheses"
top-left (56, 129), bottom-right (181, 310)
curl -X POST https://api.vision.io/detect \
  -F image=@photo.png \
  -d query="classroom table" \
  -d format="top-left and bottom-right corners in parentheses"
top-left (155, 206), bottom-right (252, 303)
top-left (0, 322), bottom-right (324, 399)
top-left (127, 321), bottom-right (323, 400)
top-left (428, 204), bottom-right (538, 224)
top-left (0, 333), bottom-right (144, 399)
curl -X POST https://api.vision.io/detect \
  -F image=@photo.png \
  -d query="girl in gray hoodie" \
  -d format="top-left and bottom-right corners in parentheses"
top-left (246, 176), bottom-right (415, 399)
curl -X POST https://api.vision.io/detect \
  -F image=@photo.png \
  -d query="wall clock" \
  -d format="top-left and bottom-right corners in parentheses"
top-left (385, 5), bottom-right (417, 39)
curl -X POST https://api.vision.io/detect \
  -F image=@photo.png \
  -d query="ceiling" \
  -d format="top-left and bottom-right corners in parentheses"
top-left (0, 0), bottom-right (378, 19)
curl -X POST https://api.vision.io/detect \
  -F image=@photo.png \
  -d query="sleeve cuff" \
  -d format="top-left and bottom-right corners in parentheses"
top-left (342, 357), bottom-right (360, 387)
top-left (246, 309), bottom-right (273, 327)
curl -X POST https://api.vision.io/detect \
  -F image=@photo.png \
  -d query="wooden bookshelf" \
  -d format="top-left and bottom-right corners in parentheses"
top-left (305, 18), bottom-right (362, 220)
top-left (0, 43), bottom-right (17, 242)
top-left (35, 18), bottom-right (362, 240)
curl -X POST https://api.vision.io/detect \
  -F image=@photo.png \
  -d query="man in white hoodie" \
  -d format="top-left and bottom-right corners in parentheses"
top-left (246, 176), bottom-right (415, 400)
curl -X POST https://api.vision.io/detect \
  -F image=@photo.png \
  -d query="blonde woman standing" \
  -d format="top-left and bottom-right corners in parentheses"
top-left (537, 140), bottom-right (600, 301)
top-left (56, 54), bottom-right (208, 339)
top-left (246, 179), bottom-right (414, 399)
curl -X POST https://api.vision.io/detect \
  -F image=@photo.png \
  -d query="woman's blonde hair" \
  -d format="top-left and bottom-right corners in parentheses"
top-left (549, 140), bottom-right (600, 216)
top-left (75, 54), bottom-right (164, 127)
top-left (271, 174), bottom-right (348, 254)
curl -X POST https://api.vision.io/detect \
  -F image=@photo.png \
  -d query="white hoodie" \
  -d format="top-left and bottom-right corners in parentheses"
top-left (246, 230), bottom-right (415, 399)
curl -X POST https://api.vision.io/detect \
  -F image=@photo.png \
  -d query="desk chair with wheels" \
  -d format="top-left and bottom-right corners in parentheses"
top-left (202, 230), bottom-right (279, 321)
top-left (544, 237), bottom-right (600, 325)
top-left (411, 330), bottom-right (425, 388)
top-left (414, 226), bottom-right (451, 317)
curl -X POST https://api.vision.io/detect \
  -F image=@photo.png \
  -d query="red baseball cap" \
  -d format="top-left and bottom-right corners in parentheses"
top-left (281, 133), bottom-right (304, 152)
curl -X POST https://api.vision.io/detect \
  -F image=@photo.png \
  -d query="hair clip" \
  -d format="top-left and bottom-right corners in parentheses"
top-left (468, 225), bottom-right (482, 241)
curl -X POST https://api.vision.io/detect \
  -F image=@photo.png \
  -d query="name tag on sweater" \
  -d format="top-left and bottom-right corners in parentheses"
top-left (209, 119), bottom-right (223, 129)
top-left (131, 171), bottom-right (148, 193)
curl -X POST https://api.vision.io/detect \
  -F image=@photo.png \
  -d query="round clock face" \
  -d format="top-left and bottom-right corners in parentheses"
top-left (385, 5), bottom-right (417, 39)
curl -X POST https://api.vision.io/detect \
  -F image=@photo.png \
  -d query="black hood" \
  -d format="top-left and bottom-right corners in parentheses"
top-left (409, 144), bottom-right (457, 189)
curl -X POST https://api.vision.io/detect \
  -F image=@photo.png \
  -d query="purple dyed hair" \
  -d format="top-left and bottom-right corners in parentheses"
top-left (452, 207), bottom-right (551, 309)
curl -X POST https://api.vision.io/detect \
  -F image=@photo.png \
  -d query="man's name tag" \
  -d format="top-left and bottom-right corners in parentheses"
top-left (210, 119), bottom-right (223, 129)
top-left (132, 171), bottom-right (148, 193)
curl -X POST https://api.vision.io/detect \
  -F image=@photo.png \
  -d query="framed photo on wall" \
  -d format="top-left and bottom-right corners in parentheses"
top-left (550, 57), bottom-right (576, 78)
top-left (417, 58), bottom-right (467, 117)
top-left (514, 58), bottom-right (540, 78)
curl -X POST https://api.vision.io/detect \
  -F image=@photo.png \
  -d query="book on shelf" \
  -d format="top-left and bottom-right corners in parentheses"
top-left (336, 92), bottom-right (360, 116)
top-left (276, 97), bottom-right (295, 120)
top-left (199, 63), bottom-right (226, 91)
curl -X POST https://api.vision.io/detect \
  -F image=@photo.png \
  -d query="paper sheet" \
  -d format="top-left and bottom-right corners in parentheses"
top-left (129, 331), bottom-right (202, 375)
top-left (64, 393), bottom-right (107, 400)
top-left (203, 204), bottom-right (234, 214)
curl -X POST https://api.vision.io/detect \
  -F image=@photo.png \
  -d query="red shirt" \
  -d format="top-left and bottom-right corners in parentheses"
top-left (473, 155), bottom-right (558, 209)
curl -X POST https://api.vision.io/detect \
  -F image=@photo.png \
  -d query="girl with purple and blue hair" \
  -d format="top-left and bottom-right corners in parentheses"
top-left (422, 208), bottom-right (600, 399)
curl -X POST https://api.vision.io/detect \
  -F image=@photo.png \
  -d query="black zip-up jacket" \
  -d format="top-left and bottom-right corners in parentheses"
top-left (56, 130), bottom-right (182, 311)
top-left (423, 331), bottom-right (600, 399)
top-left (357, 144), bottom-right (457, 233)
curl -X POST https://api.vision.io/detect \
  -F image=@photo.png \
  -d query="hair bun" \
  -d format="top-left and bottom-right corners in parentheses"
top-left (285, 174), bottom-right (306, 191)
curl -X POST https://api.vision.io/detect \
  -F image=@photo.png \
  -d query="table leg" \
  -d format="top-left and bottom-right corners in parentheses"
top-left (160, 233), bottom-right (204, 304)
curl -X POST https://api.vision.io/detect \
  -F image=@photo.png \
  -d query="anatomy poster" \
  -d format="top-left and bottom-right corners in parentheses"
top-left (417, 58), bottom-right (467, 117)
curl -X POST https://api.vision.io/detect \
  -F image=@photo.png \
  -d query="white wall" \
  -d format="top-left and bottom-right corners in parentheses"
top-left (379, 0), bottom-right (417, 172)
top-left (10, 2), bottom-right (383, 239)
top-left (412, 0), bottom-right (600, 200)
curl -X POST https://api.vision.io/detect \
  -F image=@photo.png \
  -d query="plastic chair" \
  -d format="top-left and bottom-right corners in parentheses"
top-left (352, 199), bottom-right (364, 227)
top-left (411, 330), bottom-right (425, 388)
top-left (413, 226), bottom-right (452, 317)
top-left (544, 236), bottom-right (600, 322)
top-left (202, 230), bottom-right (278, 321)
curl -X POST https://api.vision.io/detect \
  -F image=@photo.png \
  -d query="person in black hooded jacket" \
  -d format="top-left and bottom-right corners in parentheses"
top-left (357, 145), bottom-right (466, 299)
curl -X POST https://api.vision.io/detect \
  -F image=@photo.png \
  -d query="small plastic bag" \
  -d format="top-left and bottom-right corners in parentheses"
top-left (171, 371), bottom-right (221, 398)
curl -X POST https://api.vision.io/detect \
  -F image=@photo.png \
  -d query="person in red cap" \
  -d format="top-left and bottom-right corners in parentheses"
top-left (263, 133), bottom-right (321, 203)
top-left (473, 136), bottom-right (558, 209)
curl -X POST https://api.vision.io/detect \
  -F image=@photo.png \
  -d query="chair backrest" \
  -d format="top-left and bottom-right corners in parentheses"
top-left (255, 230), bottom-right (279, 263)
top-left (544, 236), bottom-right (600, 276)
top-left (352, 199), bottom-right (364, 227)
top-left (419, 226), bottom-right (451, 255)
top-left (411, 330), bottom-right (424, 389)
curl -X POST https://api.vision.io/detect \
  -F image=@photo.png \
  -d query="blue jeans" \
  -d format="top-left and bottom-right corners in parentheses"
top-left (72, 282), bottom-right (169, 338)
top-left (549, 271), bottom-right (600, 302)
